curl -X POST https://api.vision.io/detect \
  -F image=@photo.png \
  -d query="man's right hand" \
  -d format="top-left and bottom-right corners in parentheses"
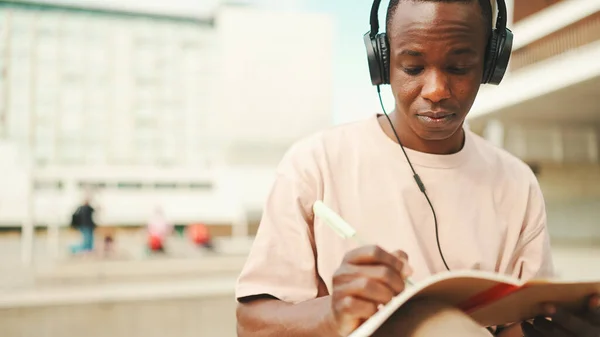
top-left (328, 245), bottom-right (413, 337)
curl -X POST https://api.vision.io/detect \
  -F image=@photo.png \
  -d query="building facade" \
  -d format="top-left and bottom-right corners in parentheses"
top-left (468, 0), bottom-right (600, 242)
top-left (0, 1), bottom-right (219, 167)
top-left (0, 1), bottom-right (334, 228)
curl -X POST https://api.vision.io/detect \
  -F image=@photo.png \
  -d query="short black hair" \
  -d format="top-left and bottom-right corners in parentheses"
top-left (386, 0), bottom-right (493, 38)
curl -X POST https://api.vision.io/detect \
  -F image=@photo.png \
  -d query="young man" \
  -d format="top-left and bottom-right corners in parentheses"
top-left (70, 197), bottom-right (97, 254)
top-left (235, 1), bottom-right (600, 336)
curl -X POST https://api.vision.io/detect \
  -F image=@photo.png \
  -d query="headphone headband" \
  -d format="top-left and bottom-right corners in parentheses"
top-left (495, 0), bottom-right (507, 30)
top-left (370, 0), bottom-right (507, 35)
top-left (369, 0), bottom-right (383, 38)
top-left (364, 0), bottom-right (513, 86)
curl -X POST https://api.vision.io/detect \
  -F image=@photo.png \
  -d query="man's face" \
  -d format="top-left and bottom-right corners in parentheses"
top-left (388, 1), bottom-right (488, 141)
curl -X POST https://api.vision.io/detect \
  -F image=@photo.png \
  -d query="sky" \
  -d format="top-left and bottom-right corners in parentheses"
top-left (249, 0), bottom-right (397, 124)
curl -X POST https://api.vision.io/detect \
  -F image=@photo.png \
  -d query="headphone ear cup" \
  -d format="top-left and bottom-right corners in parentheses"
top-left (376, 33), bottom-right (390, 84)
top-left (364, 32), bottom-right (384, 86)
top-left (482, 28), bottom-right (513, 85)
top-left (482, 30), bottom-right (500, 84)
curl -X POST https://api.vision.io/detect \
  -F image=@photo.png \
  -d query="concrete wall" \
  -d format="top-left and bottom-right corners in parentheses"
top-left (474, 121), bottom-right (600, 244)
top-left (537, 164), bottom-right (600, 243)
top-left (0, 272), bottom-right (241, 337)
top-left (0, 295), bottom-right (237, 337)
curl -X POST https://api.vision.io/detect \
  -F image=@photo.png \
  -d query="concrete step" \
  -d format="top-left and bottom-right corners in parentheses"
top-left (0, 277), bottom-right (239, 337)
top-left (0, 275), bottom-right (238, 309)
top-left (33, 255), bottom-right (248, 286)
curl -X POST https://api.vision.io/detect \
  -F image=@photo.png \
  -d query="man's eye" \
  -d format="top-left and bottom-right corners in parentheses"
top-left (402, 67), bottom-right (423, 76)
top-left (447, 66), bottom-right (471, 75)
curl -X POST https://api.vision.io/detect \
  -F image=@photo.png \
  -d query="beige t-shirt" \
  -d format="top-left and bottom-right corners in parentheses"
top-left (236, 115), bottom-right (554, 304)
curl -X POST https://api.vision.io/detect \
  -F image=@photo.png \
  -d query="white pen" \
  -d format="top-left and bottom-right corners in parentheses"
top-left (312, 200), bottom-right (414, 286)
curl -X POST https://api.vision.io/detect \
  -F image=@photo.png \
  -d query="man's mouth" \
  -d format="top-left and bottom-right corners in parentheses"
top-left (416, 111), bottom-right (456, 125)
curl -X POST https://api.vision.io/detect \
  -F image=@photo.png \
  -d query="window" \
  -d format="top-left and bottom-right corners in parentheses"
top-left (189, 182), bottom-right (213, 190)
top-left (117, 182), bottom-right (143, 189)
top-left (78, 182), bottom-right (106, 189)
top-left (154, 182), bottom-right (178, 189)
top-left (58, 135), bottom-right (83, 164)
top-left (85, 145), bottom-right (107, 165)
top-left (35, 180), bottom-right (63, 190)
top-left (35, 138), bottom-right (54, 163)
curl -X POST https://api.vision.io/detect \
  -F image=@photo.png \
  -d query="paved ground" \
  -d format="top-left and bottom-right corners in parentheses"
top-left (0, 236), bottom-right (597, 289)
top-left (0, 230), bottom-right (254, 266)
top-left (0, 275), bottom-right (238, 309)
top-left (0, 232), bottom-right (254, 289)
top-left (0, 243), bottom-right (597, 337)
top-left (0, 287), bottom-right (239, 337)
top-left (1, 232), bottom-right (599, 287)
top-left (0, 234), bottom-right (598, 337)
top-left (3, 244), bottom-right (598, 306)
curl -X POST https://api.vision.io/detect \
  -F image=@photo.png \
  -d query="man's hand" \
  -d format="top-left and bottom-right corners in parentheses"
top-left (328, 245), bottom-right (413, 337)
top-left (522, 295), bottom-right (600, 337)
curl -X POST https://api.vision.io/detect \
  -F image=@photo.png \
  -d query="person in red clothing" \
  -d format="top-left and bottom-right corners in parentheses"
top-left (146, 207), bottom-right (173, 253)
top-left (187, 223), bottom-right (215, 251)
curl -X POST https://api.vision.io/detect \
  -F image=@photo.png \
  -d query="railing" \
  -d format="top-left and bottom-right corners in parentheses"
top-left (513, 0), bottom-right (564, 24)
top-left (510, 11), bottom-right (600, 71)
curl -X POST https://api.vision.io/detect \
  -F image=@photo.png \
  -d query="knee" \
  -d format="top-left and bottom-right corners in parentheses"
top-left (397, 298), bottom-right (461, 317)
top-left (379, 299), bottom-right (489, 337)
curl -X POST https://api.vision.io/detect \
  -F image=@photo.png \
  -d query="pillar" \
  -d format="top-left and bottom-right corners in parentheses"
top-left (483, 119), bottom-right (505, 148)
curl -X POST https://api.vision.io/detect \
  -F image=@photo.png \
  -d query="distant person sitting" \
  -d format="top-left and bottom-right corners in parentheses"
top-left (102, 228), bottom-right (115, 257)
top-left (69, 198), bottom-right (97, 254)
top-left (187, 223), bottom-right (215, 252)
top-left (146, 207), bottom-right (173, 253)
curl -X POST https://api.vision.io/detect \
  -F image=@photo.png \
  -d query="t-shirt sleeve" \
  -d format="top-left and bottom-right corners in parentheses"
top-left (235, 149), bottom-right (320, 304)
top-left (508, 178), bottom-right (555, 281)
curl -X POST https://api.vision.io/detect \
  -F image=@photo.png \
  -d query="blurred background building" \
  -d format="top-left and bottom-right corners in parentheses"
top-left (468, 0), bottom-right (600, 243)
top-left (0, 0), bottom-right (598, 336)
top-left (0, 0), bottom-right (333, 231)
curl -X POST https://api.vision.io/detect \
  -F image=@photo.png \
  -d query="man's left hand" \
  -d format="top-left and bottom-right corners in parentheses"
top-left (522, 295), bottom-right (600, 337)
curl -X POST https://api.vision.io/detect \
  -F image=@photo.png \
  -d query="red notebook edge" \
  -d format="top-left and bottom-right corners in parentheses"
top-left (458, 283), bottom-right (527, 314)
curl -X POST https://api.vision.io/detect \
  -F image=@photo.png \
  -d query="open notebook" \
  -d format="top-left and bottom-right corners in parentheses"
top-left (349, 270), bottom-right (600, 337)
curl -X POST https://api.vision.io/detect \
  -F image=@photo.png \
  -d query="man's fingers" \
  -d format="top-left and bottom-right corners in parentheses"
top-left (343, 245), bottom-right (411, 277)
top-left (391, 249), bottom-right (409, 261)
top-left (532, 317), bottom-right (572, 337)
top-left (334, 295), bottom-right (378, 322)
top-left (588, 295), bottom-right (600, 309)
top-left (391, 250), bottom-right (414, 276)
top-left (343, 245), bottom-right (398, 268)
top-left (550, 306), bottom-right (594, 336)
top-left (522, 321), bottom-right (545, 337)
top-left (333, 264), bottom-right (406, 295)
top-left (586, 295), bottom-right (600, 326)
top-left (333, 295), bottom-right (378, 337)
top-left (335, 275), bottom-right (397, 305)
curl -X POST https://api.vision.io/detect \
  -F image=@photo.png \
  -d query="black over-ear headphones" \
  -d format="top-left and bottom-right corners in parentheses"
top-left (364, 0), bottom-right (514, 86)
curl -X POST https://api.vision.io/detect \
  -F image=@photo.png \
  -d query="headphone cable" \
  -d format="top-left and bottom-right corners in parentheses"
top-left (376, 85), bottom-right (451, 272)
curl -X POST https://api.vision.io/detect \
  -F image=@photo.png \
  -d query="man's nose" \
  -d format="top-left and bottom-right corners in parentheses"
top-left (420, 69), bottom-right (451, 103)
